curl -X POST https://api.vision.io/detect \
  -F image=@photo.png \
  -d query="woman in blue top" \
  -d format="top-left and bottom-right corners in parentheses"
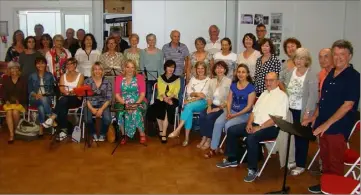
top-left (205, 64), bottom-right (256, 158)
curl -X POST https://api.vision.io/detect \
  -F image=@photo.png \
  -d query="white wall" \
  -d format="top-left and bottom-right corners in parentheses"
top-left (344, 1), bottom-right (360, 73)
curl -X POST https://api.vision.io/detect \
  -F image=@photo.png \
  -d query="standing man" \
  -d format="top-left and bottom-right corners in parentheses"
top-left (205, 25), bottom-right (221, 55)
top-left (109, 27), bottom-right (129, 53)
top-left (34, 24), bottom-right (44, 50)
top-left (307, 40), bottom-right (360, 193)
top-left (64, 28), bottom-right (78, 57)
top-left (254, 24), bottom-right (267, 51)
top-left (162, 30), bottom-right (190, 106)
top-left (68, 29), bottom-right (85, 57)
top-left (318, 48), bottom-right (334, 95)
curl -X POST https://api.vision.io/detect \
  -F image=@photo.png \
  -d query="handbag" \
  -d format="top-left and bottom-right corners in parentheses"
top-left (107, 124), bottom-right (116, 143)
top-left (15, 119), bottom-right (39, 137)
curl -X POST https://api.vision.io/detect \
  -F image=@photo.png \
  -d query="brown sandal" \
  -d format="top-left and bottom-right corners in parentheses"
top-left (204, 149), bottom-right (217, 159)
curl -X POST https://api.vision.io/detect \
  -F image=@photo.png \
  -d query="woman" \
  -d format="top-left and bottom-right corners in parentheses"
top-left (2, 61), bottom-right (27, 143)
top-left (187, 37), bottom-right (214, 80)
top-left (198, 61), bottom-right (231, 150)
top-left (84, 62), bottom-right (112, 141)
top-left (169, 62), bottom-right (210, 146)
top-left (114, 59), bottom-right (147, 144)
top-left (45, 34), bottom-right (71, 80)
top-left (28, 56), bottom-right (55, 136)
top-left (38, 34), bottom-right (53, 56)
top-left (213, 38), bottom-right (237, 79)
top-left (279, 38), bottom-right (302, 84)
top-left (124, 34), bottom-right (141, 71)
top-left (284, 48), bottom-right (318, 175)
top-left (147, 60), bottom-right (180, 143)
top-left (204, 64), bottom-right (256, 158)
top-left (19, 36), bottom-right (43, 78)
top-left (140, 33), bottom-right (164, 102)
top-left (254, 38), bottom-right (281, 96)
top-left (75, 33), bottom-right (101, 77)
top-left (99, 36), bottom-right (124, 75)
top-left (237, 33), bottom-right (261, 78)
top-left (5, 30), bottom-right (24, 62)
top-left (43, 58), bottom-right (84, 138)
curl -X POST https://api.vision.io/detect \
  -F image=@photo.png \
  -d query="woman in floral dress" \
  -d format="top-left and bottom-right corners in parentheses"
top-left (114, 59), bottom-right (147, 144)
top-left (45, 34), bottom-right (71, 80)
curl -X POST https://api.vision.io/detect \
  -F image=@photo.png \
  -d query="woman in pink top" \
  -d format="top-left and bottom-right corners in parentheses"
top-left (115, 59), bottom-right (147, 144)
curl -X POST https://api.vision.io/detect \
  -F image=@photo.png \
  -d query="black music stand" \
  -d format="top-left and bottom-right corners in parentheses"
top-left (266, 115), bottom-right (316, 194)
top-left (104, 68), bottom-right (122, 76)
top-left (111, 103), bottom-right (146, 155)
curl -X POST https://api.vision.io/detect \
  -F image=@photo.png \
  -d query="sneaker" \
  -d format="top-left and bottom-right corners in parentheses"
top-left (290, 167), bottom-right (305, 176)
top-left (244, 169), bottom-right (258, 182)
top-left (43, 118), bottom-right (54, 128)
top-left (287, 162), bottom-right (297, 170)
top-left (57, 132), bottom-right (67, 141)
top-left (308, 184), bottom-right (321, 194)
top-left (216, 159), bottom-right (238, 168)
top-left (93, 134), bottom-right (98, 142)
top-left (98, 135), bottom-right (105, 142)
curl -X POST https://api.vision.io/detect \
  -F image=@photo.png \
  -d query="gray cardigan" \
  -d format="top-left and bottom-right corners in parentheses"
top-left (284, 68), bottom-right (318, 121)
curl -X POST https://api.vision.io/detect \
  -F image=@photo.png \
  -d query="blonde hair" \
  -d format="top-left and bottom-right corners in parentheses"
top-left (91, 61), bottom-right (105, 77)
top-left (123, 59), bottom-right (137, 76)
top-left (293, 48), bottom-right (312, 67)
top-left (53, 34), bottom-right (65, 44)
top-left (194, 61), bottom-right (208, 76)
top-left (129, 33), bottom-right (139, 43)
top-left (6, 62), bottom-right (21, 77)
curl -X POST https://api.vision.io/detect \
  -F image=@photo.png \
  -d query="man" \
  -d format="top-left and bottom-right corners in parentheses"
top-left (318, 48), bottom-right (334, 95)
top-left (307, 40), bottom-right (360, 193)
top-left (68, 29), bottom-right (85, 57)
top-left (64, 28), bottom-right (78, 57)
top-left (162, 30), bottom-right (190, 106)
top-left (205, 25), bottom-right (221, 55)
top-left (110, 27), bottom-right (129, 53)
top-left (34, 24), bottom-right (44, 50)
top-left (216, 72), bottom-right (289, 183)
top-left (254, 24), bottom-right (267, 51)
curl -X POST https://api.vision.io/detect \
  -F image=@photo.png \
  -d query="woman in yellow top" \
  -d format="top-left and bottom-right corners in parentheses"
top-left (148, 60), bottom-right (180, 143)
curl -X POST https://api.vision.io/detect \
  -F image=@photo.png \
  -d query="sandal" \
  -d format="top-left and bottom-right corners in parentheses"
top-left (204, 149), bottom-right (217, 159)
top-left (160, 136), bottom-right (167, 144)
top-left (120, 136), bottom-right (127, 145)
top-left (140, 135), bottom-right (147, 144)
top-left (201, 141), bottom-right (210, 150)
top-left (290, 167), bottom-right (305, 176)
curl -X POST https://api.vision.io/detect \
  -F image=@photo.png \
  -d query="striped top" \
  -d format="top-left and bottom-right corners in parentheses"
top-left (162, 42), bottom-right (189, 76)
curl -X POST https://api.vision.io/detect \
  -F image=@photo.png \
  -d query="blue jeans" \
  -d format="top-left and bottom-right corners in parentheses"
top-left (199, 104), bottom-right (223, 137)
top-left (225, 123), bottom-right (279, 171)
top-left (178, 76), bottom-right (185, 109)
top-left (180, 99), bottom-right (207, 130)
top-left (84, 107), bottom-right (111, 136)
top-left (210, 110), bottom-right (250, 150)
top-left (290, 108), bottom-right (309, 168)
top-left (29, 96), bottom-right (52, 123)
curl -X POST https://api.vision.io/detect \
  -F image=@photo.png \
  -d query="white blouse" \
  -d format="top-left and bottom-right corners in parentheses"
top-left (186, 77), bottom-right (210, 99)
top-left (75, 48), bottom-right (101, 77)
top-left (287, 69), bottom-right (307, 110)
top-left (237, 50), bottom-right (261, 78)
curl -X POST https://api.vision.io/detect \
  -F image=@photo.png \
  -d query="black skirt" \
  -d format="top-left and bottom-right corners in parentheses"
top-left (147, 98), bottom-right (179, 124)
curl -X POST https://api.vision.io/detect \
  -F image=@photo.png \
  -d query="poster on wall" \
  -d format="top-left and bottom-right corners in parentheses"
top-left (270, 33), bottom-right (282, 43)
top-left (0, 21), bottom-right (9, 36)
top-left (270, 13), bottom-right (283, 31)
top-left (241, 14), bottom-right (253, 24)
top-left (254, 14), bottom-right (263, 25)
top-left (274, 44), bottom-right (281, 56)
top-left (263, 16), bottom-right (269, 25)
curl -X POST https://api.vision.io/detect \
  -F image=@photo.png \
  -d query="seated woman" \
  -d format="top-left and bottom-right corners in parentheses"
top-left (147, 60), bottom-right (180, 143)
top-left (2, 61), bottom-right (27, 144)
top-left (204, 64), bottom-right (256, 158)
top-left (198, 61), bottom-right (231, 150)
top-left (84, 62), bottom-right (112, 142)
top-left (114, 59), bottom-right (147, 144)
top-left (28, 56), bottom-right (55, 136)
top-left (43, 58), bottom-right (84, 138)
top-left (169, 61), bottom-right (210, 146)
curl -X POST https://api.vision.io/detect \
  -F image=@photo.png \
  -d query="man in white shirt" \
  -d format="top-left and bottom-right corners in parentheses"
top-left (205, 25), bottom-right (222, 55)
top-left (216, 72), bottom-right (289, 183)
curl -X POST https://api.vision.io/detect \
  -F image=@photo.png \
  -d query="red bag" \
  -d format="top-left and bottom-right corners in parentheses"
top-left (73, 85), bottom-right (94, 97)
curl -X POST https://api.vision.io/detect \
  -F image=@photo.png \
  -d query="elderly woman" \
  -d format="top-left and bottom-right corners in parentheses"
top-left (38, 34), bottom-right (53, 56)
top-left (279, 38), bottom-right (302, 84)
top-left (198, 61), bottom-right (231, 150)
top-left (115, 59), bottom-right (147, 144)
top-left (28, 56), bottom-right (55, 136)
top-left (147, 60), bottom-right (180, 143)
top-left (124, 34), bottom-right (141, 71)
top-left (84, 62), bottom-right (112, 142)
top-left (187, 37), bottom-right (214, 80)
top-left (43, 58), bottom-right (84, 138)
top-left (213, 38), bottom-right (237, 79)
top-left (2, 61), bottom-right (27, 143)
top-left (140, 33), bottom-right (164, 102)
top-left (169, 61), bottom-right (210, 146)
top-left (284, 48), bottom-right (318, 175)
top-left (237, 33), bottom-right (261, 78)
top-left (45, 34), bottom-right (71, 80)
top-left (204, 64), bottom-right (256, 158)
top-left (5, 30), bottom-right (24, 62)
top-left (254, 38), bottom-right (281, 96)
top-left (100, 36), bottom-right (124, 75)
top-left (75, 33), bottom-right (101, 77)
top-left (19, 36), bottom-right (43, 78)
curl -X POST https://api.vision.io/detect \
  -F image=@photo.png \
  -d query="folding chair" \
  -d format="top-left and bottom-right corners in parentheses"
top-left (27, 97), bottom-right (56, 122)
top-left (0, 84), bottom-right (25, 121)
top-left (321, 156), bottom-right (360, 194)
top-left (344, 148), bottom-right (361, 179)
top-left (308, 120), bottom-right (360, 170)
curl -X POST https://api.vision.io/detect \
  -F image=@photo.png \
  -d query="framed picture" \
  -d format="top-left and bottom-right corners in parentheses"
top-left (0, 21), bottom-right (9, 36)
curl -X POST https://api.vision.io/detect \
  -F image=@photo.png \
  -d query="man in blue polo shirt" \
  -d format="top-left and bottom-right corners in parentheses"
top-left (307, 40), bottom-right (360, 194)
top-left (162, 30), bottom-right (190, 106)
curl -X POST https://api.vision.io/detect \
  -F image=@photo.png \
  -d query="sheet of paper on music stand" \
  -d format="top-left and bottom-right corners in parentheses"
top-left (0, 21), bottom-right (9, 36)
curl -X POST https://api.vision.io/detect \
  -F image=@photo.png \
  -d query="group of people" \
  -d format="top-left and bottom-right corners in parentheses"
top-left (1, 23), bottom-right (360, 191)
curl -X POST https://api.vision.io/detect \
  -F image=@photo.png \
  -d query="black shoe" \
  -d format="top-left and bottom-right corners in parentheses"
top-left (38, 134), bottom-right (44, 138)
top-left (8, 139), bottom-right (14, 144)
top-left (161, 136), bottom-right (167, 144)
top-left (308, 184), bottom-right (321, 194)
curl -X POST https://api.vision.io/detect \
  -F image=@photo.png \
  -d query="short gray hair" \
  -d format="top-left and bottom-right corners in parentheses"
top-left (209, 25), bottom-right (220, 33)
top-left (146, 33), bottom-right (156, 41)
top-left (332, 39), bottom-right (353, 56)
